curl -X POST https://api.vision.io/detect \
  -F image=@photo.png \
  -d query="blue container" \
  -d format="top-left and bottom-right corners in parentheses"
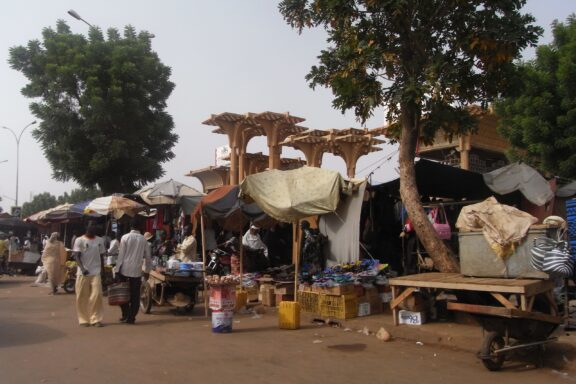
top-left (569, 222), bottom-right (576, 239)
top-left (567, 199), bottom-right (576, 208)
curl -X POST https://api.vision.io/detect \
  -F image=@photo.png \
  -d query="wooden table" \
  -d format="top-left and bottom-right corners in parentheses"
top-left (388, 272), bottom-right (559, 325)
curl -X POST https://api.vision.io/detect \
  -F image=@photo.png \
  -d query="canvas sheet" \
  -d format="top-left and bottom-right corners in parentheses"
top-left (239, 167), bottom-right (344, 222)
top-left (320, 181), bottom-right (367, 266)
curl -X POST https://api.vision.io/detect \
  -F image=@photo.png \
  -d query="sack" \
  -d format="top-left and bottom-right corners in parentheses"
top-left (428, 205), bottom-right (451, 240)
top-left (107, 282), bottom-right (130, 306)
top-left (530, 237), bottom-right (574, 278)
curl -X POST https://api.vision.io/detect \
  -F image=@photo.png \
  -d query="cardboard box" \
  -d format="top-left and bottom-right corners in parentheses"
top-left (274, 283), bottom-right (295, 295)
top-left (276, 293), bottom-right (294, 304)
top-left (318, 284), bottom-right (355, 296)
top-left (398, 310), bottom-right (426, 325)
top-left (262, 287), bottom-right (275, 307)
top-left (370, 297), bottom-right (383, 314)
top-left (364, 287), bottom-right (379, 299)
top-left (354, 285), bottom-right (365, 298)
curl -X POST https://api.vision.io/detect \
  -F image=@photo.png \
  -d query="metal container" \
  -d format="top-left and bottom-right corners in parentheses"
top-left (458, 227), bottom-right (551, 279)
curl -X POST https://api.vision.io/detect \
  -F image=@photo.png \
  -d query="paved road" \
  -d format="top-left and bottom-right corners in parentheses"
top-left (0, 276), bottom-right (574, 384)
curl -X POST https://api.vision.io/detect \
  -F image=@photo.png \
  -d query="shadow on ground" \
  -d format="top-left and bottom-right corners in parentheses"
top-left (0, 321), bottom-right (66, 348)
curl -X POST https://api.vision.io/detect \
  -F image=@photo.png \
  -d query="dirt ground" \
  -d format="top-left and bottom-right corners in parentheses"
top-left (0, 276), bottom-right (575, 384)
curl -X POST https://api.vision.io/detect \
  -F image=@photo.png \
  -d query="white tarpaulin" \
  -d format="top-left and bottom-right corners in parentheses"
top-left (320, 181), bottom-right (367, 266)
top-left (239, 167), bottom-right (344, 222)
top-left (482, 162), bottom-right (554, 206)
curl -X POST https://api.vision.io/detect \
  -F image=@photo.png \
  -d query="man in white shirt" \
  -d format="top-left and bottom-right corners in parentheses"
top-left (72, 221), bottom-right (106, 327)
top-left (115, 217), bottom-right (152, 325)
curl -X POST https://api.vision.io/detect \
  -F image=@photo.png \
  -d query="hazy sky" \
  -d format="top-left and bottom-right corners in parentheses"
top-left (0, 1), bottom-right (573, 213)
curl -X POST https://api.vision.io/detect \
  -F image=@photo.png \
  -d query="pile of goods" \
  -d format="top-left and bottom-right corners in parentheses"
top-left (297, 260), bottom-right (392, 320)
top-left (205, 274), bottom-right (241, 286)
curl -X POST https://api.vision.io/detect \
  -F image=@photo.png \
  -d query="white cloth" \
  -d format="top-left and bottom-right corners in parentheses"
top-left (320, 181), bottom-right (366, 266)
top-left (242, 230), bottom-right (268, 257)
top-left (75, 274), bottom-right (103, 325)
top-left (73, 236), bottom-right (106, 276)
top-left (115, 230), bottom-right (152, 278)
top-left (483, 162), bottom-right (554, 206)
top-left (177, 235), bottom-right (197, 262)
top-left (108, 239), bottom-right (120, 256)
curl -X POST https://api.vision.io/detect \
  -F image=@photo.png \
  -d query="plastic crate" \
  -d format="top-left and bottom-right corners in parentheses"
top-left (297, 291), bottom-right (319, 313)
top-left (278, 301), bottom-right (300, 330)
top-left (319, 294), bottom-right (358, 319)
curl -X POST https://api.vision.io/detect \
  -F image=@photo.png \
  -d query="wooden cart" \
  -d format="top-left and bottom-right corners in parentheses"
top-left (140, 270), bottom-right (204, 314)
top-left (389, 273), bottom-right (563, 371)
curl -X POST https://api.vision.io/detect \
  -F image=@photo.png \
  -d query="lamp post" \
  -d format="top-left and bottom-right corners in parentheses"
top-left (2, 121), bottom-right (37, 209)
top-left (67, 9), bottom-right (93, 28)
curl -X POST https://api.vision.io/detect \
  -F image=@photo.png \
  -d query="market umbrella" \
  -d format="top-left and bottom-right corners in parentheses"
top-left (26, 203), bottom-right (84, 223)
top-left (135, 179), bottom-right (204, 206)
top-left (240, 167), bottom-right (345, 304)
top-left (84, 195), bottom-right (147, 219)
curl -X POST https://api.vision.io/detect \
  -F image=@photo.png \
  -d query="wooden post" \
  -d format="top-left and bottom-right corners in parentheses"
top-left (200, 213), bottom-right (208, 318)
top-left (293, 221), bottom-right (301, 299)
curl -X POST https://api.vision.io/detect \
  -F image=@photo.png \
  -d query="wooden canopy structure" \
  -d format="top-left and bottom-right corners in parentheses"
top-left (190, 111), bottom-right (386, 192)
top-left (202, 112), bottom-right (307, 185)
top-left (281, 127), bottom-right (385, 178)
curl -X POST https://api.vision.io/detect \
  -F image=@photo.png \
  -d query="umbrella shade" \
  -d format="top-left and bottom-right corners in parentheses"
top-left (135, 179), bottom-right (204, 205)
top-left (84, 195), bottom-right (146, 219)
top-left (194, 185), bottom-right (267, 231)
top-left (26, 203), bottom-right (84, 223)
top-left (239, 166), bottom-right (344, 222)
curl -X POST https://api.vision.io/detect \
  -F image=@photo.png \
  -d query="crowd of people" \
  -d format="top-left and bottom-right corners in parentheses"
top-left (1, 215), bottom-right (329, 328)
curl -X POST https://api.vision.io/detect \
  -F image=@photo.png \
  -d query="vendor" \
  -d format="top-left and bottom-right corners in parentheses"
top-left (242, 224), bottom-right (268, 272)
top-left (174, 225), bottom-right (197, 263)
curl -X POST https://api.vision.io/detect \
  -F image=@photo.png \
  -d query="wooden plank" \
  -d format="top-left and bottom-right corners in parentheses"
top-left (447, 302), bottom-right (563, 324)
top-left (390, 287), bottom-right (417, 310)
top-left (490, 293), bottom-right (517, 309)
top-left (389, 273), bottom-right (553, 295)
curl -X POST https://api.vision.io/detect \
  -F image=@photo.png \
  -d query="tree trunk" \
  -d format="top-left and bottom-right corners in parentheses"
top-left (398, 104), bottom-right (460, 273)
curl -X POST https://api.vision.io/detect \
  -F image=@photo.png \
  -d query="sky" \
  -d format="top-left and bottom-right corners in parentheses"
top-left (0, 1), bottom-right (574, 214)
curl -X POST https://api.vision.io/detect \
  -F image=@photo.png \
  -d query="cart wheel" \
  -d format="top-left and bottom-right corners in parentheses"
top-left (63, 279), bottom-right (75, 294)
top-left (140, 284), bottom-right (152, 314)
top-left (481, 331), bottom-right (505, 371)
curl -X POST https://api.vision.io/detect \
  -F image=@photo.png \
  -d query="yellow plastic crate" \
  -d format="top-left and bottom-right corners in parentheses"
top-left (297, 291), bottom-right (319, 314)
top-left (319, 294), bottom-right (358, 319)
top-left (278, 301), bottom-right (301, 330)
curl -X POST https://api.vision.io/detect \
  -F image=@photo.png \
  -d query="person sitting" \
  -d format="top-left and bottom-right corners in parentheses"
top-left (242, 224), bottom-right (269, 272)
top-left (174, 225), bottom-right (197, 263)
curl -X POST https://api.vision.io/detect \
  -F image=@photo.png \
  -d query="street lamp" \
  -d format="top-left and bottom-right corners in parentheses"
top-left (67, 9), bottom-right (93, 28)
top-left (2, 120), bottom-right (37, 209)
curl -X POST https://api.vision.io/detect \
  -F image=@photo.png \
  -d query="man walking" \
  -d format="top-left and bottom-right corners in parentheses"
top-left (73, 221), bottom-right (106, 327)
top-left (115, 217), bottom-right (152, 325)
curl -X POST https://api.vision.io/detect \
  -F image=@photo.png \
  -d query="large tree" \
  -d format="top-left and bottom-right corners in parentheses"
top-left (279, 0), bottom-right (541, 272)
top-left (495, 15), bottom-right (576, 179)
top-left (22, 192), bottom-right (58, 218)
top-left (9, 21), bottom-right (178, 195)
top-left (57, 187), bottom-right (101, 205)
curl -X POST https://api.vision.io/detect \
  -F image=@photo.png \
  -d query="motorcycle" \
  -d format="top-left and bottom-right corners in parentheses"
top-left (206, 238), bottom-right (237, 276)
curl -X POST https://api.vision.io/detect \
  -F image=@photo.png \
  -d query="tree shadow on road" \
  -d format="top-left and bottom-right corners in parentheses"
top-left (0, 321), bottom-right (66, 348)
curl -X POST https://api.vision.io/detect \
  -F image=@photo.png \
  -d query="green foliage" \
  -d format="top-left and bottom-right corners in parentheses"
top-left (279, 0), bottom-right (541, 139)
top-left (57, 187), bottom-right (101, 205)
top-left (9, 20), bottom-right (178, 194)
top-left (21, 187), bottom-right (101, 217)
top-left (495, 15), bottom-right (576, 178)
top-left (22, 192), bottom-right (58, 218)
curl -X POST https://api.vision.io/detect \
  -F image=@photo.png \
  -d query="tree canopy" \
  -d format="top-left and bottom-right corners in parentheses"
top-left (279, 0), bottom-right (541, 272)
top-left (9, 21), bottom-right (178, 195)
top-left (21, 187), bottom-right (101, 217)
top-left (495, 15), bottom-right (576, 179)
